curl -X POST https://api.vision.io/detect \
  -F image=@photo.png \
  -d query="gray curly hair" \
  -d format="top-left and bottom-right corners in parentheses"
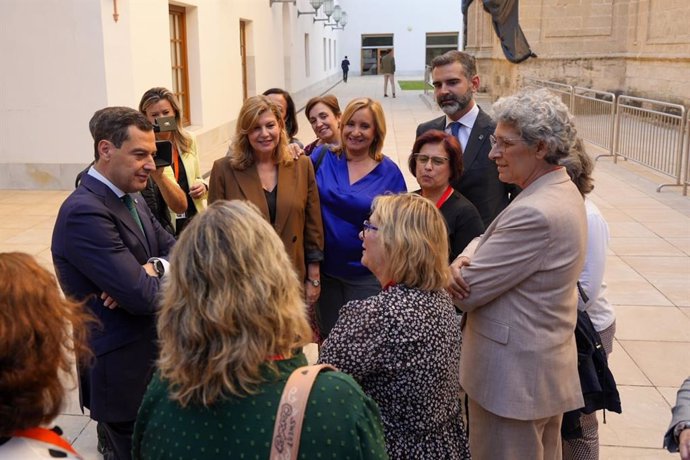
top-left (492, 88), bottom-right (577, 165)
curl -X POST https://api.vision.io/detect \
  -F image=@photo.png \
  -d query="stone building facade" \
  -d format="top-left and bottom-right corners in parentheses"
top-left (465, 0), bottom-right (690, 107)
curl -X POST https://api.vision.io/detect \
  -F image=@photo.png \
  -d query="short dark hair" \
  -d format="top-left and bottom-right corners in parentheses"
top-left (430, 50), bottom-right (477, 80)
top-left (409, 130), bottom-right (464, 182)
top-left (91, 107), bottom-right (152, 161)
top-left (262, 88), bottom-right (299, 139)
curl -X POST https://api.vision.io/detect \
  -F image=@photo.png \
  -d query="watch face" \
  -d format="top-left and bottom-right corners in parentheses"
top-left (154, 260), bottom-right (164, 275)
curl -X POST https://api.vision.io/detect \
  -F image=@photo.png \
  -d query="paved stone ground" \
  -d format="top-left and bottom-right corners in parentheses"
top-left (1, 75), bottom-right (688, 459)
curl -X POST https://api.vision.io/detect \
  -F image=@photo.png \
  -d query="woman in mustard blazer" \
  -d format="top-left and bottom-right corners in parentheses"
top-left (208, 96), bottom-right (324, 306)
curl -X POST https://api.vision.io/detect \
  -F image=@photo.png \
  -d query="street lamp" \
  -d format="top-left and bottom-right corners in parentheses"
top-left (331, 11), bottom-right (347, 30)
top-left (312, 0), bottom-right (334, 23)
top-left (297, 0), bottom-right (323, 17)
top-left (324, 5), bottom-right (342, 26)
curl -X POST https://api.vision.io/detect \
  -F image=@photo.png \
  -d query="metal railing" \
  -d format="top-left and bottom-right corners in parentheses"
top-left (683, 115), bottom-right (690, 196)
top-left (523, 77), bottom-right (573, 109)
top-left (522, 78), bottom-right (689, 195)
top-left (572, 87), bottom-right (616, 157)
top-left (613, 96), bottom-right (685, 192)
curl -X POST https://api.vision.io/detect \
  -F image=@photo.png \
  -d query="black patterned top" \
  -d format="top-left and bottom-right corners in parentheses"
top-left (319, 285), bottom-right (471, 460)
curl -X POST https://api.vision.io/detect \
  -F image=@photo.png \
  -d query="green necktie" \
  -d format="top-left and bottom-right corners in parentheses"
top-left (122, 194), bottom-right (145, 235)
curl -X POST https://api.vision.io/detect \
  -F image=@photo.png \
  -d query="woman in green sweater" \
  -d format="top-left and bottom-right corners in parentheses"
top-left (133, 200), bottom-right (387, 460)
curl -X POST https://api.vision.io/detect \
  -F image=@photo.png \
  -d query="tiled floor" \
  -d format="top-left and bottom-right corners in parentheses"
top-left (2, 75), bottom-right (688, 459)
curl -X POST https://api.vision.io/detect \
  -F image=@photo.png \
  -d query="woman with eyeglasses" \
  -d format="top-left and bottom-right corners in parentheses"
top-left (319, 193), bottom-right (471, 460)
top-left (309, 97), bottom-right (406, 340)
top-left (448, 88), bottom-right (587, 460)
top-left (409, 130), bottom-right (484, 262)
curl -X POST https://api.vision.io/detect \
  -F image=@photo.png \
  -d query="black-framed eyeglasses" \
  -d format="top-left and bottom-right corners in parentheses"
top-left (362, 219), bottom-right (379, 234)
top-left (489, 134), bottom-right (527, 151)
top-left (413, 153), bottom-right (450, 167)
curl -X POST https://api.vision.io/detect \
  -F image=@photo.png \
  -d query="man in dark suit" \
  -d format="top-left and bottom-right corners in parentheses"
top-left (416, 50), bottom-right (513, 226)
top-left (52, 107), bottom-right (176, 460)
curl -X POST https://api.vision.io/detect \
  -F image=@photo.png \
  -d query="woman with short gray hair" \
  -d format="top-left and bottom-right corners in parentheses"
top-left (448, 87), bottom-right (587, 460)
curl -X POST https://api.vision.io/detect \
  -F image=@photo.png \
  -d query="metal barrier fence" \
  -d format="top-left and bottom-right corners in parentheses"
top-left (613, 96), bottom-right (686, 192)
top-left (572, 87), bottom-right (616, 156)
top-left (683, 115), bottom-right (690, 196)
top-left (522, 78), bottom-right (689, 195)
top-left (523, 77), bottom-right (573, 109)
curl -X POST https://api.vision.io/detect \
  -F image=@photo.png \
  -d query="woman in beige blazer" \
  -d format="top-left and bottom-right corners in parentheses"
top-left (448, 88), bottom-right (588, 460)
top-left (208, 96), bottom-right (324, 306)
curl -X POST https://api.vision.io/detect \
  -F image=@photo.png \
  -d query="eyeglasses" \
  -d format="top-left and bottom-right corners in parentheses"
top-left (362, 219), bottom-right (379, 234)
top-left (489, 134), bottom-right (527, 151)
top-left (413, 154), bottom-right (450, 167)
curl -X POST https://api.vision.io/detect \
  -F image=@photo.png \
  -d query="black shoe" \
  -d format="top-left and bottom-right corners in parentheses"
top-left (384, 94), bottom-right (388, 97)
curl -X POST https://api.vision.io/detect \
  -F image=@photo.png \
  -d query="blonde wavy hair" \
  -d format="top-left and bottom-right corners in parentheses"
top-left (230, 95), bottom-right (292, 170)
top-left (337, 97), bottom-right (386, 161)
top-left (156, 200), bottom-right (312, 407)
top-left (371, 193), bottom-right (449, 290)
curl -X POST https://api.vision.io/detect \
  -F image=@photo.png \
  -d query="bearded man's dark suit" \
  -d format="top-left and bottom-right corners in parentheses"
top-left (416, 108), bottom-right (512, 226)
top-left (51, 173), bottom-right (175, 454)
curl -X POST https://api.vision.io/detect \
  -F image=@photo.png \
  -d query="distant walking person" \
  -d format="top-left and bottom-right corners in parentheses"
top-left (341, 56), bottom-right (350, 82)
top-left (381, 50), bottom-right (396, 98)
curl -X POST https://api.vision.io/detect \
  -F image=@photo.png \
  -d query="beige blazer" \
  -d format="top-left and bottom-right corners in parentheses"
top-left (208, 155), bottom-right (324, 281)
top-left (456, 168), bottom-right (587, 420)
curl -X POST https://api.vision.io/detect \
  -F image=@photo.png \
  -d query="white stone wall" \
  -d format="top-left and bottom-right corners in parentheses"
top-left (0, 0), bottom-right (347, 189)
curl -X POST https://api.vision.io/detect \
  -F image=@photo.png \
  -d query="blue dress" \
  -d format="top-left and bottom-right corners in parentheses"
top-left (310, 147), bottom-right (407, 279)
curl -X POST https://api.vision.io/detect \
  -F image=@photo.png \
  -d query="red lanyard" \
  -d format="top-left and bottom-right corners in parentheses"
top-left (172, 143), bottom-right (180, 182)
top-left (434, 185), bottom-right (454, 209)
top-left (267, 355), bottom-right (286, 361)
top-left (13, 427), bottom-right (80, 457)
top-left (382, 281), bottom-right (396, 290)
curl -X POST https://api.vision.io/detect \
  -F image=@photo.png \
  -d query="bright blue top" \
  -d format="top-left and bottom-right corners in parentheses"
top-left (311, 147), bottom-right (407, 278)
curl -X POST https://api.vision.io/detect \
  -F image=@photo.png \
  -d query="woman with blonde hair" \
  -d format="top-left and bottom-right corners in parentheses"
top-left (319, 193), bottom-right (470, 459)
top-left (0, 252), bottom-right (92, 459)
top-left (139, 87), bottom-right (207, 235)
top-left (133, 200), bottom-right (387, 459)
top-left (310, 97), bottom-right (406, 339)
top-left (208, 95), bottom-right (324, 307)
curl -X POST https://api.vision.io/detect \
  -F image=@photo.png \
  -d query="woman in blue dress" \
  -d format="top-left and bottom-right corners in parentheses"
top-left (310, 97), bottom-right (406, 339)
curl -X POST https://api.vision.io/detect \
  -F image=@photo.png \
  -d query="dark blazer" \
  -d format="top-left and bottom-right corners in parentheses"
top-left (51, 173), bottom-right (176, 422)
top-left (416, 108), bottom-right (513, 226)
top-left (208, 155), bottom-right (324, 282)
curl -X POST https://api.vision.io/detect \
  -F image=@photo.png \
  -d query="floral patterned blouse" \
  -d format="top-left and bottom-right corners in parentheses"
top-left (319, 284), bottom-right (471, 459)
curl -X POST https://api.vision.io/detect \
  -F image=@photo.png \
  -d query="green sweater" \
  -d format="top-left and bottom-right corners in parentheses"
top-left (133, 353), bottom-right (389, 460)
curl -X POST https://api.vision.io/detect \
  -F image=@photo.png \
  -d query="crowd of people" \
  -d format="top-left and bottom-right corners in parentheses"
top-left (3, 49), bottom-right (688, 460)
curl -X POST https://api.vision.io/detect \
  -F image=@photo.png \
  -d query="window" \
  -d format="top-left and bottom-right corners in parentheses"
top-left (425, 32), bottom-right (459, 65)
top-left (361, 35), bottom-right (393, 47)
top-left (169, 5), bottom-right (191, 124)
top-left (361, 34), bottom-right (394, 75)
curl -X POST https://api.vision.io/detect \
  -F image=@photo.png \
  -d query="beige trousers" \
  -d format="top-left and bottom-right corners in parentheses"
top-left (469, 398), bottom-right (563, 460)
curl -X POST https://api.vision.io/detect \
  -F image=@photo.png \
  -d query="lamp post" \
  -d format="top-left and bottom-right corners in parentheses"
top-left (312, 0), bottom-right (334, 23)
top-left (331, 11), bottom-right (347, 30)
top-left (324, 5), bottom-right (342, 27)
top-left (297, 0), bottom-right (324, 17)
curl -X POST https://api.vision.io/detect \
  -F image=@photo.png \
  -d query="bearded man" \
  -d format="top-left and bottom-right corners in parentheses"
top-left (416, 50), bottom-right (515, 226)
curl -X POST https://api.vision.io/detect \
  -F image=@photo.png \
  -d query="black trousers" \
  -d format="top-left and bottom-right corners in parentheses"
top-left (100, 420), bottom-right (134, 460)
